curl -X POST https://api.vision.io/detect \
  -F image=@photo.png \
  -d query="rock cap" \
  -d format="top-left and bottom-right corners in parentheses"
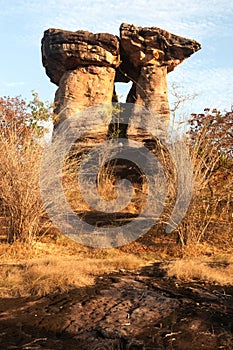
top-left (116, 23), bottom-right (201, 81)
top-left (42, 28), bottom-right (120, 85)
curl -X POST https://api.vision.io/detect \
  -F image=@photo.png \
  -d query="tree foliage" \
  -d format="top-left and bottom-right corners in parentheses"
top-left (188, 108), bottom-right (233, 159)
top-left (178, 108), bottom-right (233, 246)
top-left (0, 91), bottom-right (54, 139)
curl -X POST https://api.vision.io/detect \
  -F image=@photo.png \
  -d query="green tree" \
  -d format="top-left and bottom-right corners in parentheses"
top-left (0, 91), bottom-right (54, 139)
top-left (27, 91), bottom-right (55, 137)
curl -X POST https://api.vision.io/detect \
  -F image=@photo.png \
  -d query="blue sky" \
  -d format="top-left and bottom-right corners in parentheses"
top-left (0, 0), bottom-right (233, 116)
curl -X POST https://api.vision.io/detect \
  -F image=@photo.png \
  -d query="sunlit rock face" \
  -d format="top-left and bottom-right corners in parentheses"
top-left (117, 23), bottom-right (201, 125)
top-left (42, 28), bottom-right (120, 85)
top-left (41, 24), bottom-right (201, 130)
top-left (42, 28), bottom-right (120, 127)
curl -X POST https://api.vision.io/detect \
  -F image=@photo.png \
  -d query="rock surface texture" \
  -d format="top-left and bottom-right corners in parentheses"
top-left (41, 24), bottom-right (201, 129)
top-left (117, 23), bottom-right (201, 126)
top-left (42, 28), bottom-right (120, 124)
top-left (0, 263), bottom-right (233, 349)
top-left (42, 28), bottom-right (120, 85)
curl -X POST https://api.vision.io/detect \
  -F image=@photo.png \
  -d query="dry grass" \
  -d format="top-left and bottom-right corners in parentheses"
top-left (164, 255), bottom-right (233, 285)
top-left (0, 124), bottom-right (49, 243)
top-left (61, 145), bottom-right (146, 216)
top-left (1, 238), bottom-right (233, 298)
top-left (175, 126), bottom-right (233, 248)
top-left (0, 100), bottom-right (232, 298)
top-left (0, 240), bottom-right (147, 298)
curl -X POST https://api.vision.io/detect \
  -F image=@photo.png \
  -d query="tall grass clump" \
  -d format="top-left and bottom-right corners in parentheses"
top-left (0, 94), bottom-right (53, 243)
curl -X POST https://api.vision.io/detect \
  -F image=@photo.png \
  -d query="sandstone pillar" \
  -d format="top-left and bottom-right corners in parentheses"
top-left (41, 28), bottom-right (120, 127)
top-left (116, 23), bottom-right (201, 133)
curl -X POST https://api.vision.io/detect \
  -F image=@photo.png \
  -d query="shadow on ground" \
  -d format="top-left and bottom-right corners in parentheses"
top-left (0, 262), bottom-right (233, 349)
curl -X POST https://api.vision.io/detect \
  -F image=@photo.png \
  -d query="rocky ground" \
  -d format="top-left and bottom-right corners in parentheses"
top-left (0, 262), bottom-right (232, 350)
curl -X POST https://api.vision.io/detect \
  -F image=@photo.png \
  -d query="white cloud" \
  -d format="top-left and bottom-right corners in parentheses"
top-left (3, 0), bottom-right (232, 39)
top-left (2, 81), bottom-right (25, 88)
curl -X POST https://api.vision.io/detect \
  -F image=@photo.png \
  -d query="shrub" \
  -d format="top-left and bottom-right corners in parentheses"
top-left (0, 94), bottom-right (53, 243)
top-left (177, 108), bottom-right (233, 247)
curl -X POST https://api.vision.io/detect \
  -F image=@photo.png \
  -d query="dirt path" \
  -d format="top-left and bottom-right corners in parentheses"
top-left (0, 262), bottom-right (233, 349)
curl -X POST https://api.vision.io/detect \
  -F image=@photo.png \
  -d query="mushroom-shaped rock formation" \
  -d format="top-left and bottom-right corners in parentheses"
top-left (42, 28), bottom-right (120, 122)
top-left (116, 23), bottom-right (201, 125)
top-left (41, 24), bottom-right (201, 222)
